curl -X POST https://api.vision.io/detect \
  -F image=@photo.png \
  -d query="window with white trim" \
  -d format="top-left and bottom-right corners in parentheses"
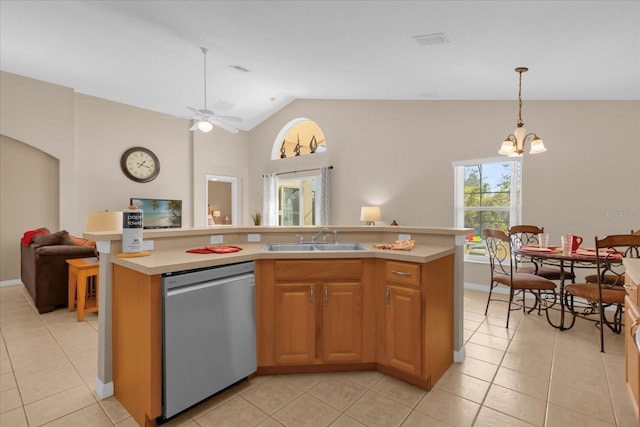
top-left (453, 157), bottom-right (522, 260)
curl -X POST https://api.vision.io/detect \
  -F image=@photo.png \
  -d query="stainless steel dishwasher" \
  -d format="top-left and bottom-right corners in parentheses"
top-left (162, 261), bottom-right (256, 419)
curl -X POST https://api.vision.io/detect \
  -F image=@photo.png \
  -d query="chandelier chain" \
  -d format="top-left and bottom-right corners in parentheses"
top-left (517, 69), bottom-right (523, 126)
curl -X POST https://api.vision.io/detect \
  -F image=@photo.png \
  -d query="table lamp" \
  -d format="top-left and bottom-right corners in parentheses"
top-left (86, 210), bottom-right (123, 232)
top-left (360, 206), bottom-right (381, 226)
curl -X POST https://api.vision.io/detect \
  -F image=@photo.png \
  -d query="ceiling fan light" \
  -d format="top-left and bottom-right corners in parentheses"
top-left (197, 120), bottom-right (213, 132)
top-left (529, 137), bottom-right (547, 154)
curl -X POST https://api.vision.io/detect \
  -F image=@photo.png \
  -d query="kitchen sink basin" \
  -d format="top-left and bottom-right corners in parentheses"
top-left (264, 242), bottom-right (369, 252)
top-left (264, 243), bottom-right (316, 251)
top-left (313, 243), bottom-right (368, 251)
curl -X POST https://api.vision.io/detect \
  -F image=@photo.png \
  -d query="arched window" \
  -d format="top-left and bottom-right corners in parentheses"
top-left (263, 118), bottom-right (331, 226)
top-left (271, 118), bottom-right (327, 160)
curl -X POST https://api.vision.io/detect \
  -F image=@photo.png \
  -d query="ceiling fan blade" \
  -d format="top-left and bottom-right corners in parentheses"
top-left (211, 119), bottom-right (239, 134)
top-left (161, 115), bottom-right (192, 119)
top-left (214, 114), bottom-right (242, 123)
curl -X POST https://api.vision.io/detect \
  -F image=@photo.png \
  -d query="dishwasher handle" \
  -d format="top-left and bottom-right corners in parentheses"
top-left (165, 273), bottom-right (254, 297)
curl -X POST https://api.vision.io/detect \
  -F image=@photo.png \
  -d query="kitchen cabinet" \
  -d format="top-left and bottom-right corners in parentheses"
top-left (112, 264), bottom-right (162, 427)
top-left (625, 262), bottom-right (640, 422)
top-left (322, 282), bottom-right (363, 362)
top-left (384, 283), bottom-right (422, 376)
top-left (378, 256), bottom-right (454, 390)
top-left (273, 283), bottom-right (316, 364)
top-left (257, 259), bottom-right (375, 370)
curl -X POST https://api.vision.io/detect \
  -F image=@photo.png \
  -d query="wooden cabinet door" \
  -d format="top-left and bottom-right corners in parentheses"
top-left (625, 296), bottom-right (640, 419)
top-left (274, 284), bottom-right (316, 364)
top-left (385, 284), bottom-right (422, 376)
top-left (322, 283), bottom-right (363, 362)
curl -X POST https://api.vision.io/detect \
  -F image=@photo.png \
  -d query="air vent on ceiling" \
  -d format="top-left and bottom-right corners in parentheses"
top-left (228, 65), bottom-right (250, 72)
top-left (413, 32), bottom-right (449, 46)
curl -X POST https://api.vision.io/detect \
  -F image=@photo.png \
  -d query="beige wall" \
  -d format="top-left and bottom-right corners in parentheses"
top-left (2, 71), bottom-right (639, 286)
top-left (248, 99), bottom-right (640, 284)
top-left (193, 129), bottom-right (249, 227)
top-left (0, 71), bottom-right (249, 282)
top-left (0, 136), bottom-right (60, 281)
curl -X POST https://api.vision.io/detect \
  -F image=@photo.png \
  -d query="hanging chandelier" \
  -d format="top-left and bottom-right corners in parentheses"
top-left (498, 67), bottom-right (546, 156)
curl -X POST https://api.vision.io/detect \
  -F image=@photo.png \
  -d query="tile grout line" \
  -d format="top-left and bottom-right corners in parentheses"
top-left (12, 285), bottom-right (113, 426)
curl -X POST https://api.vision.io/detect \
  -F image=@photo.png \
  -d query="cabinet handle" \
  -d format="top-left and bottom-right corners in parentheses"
top-left (324, 286), bottom-right (328, 306)
top-left (385, 287), bottom-right (390, 308)
top-left (310, 286), bottom-right (314, 306)
top-left (631, 318), bottom-right (640, 339)
top-left (392, 270), bottom-right (411, 277)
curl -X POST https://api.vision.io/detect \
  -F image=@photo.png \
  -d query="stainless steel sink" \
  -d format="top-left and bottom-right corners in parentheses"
top-left (264, 242), bottom-right (369, 252)
top-left (264, 243), bottom-right (316, 251)
top-left (313, 243), bottom-right (368, 251)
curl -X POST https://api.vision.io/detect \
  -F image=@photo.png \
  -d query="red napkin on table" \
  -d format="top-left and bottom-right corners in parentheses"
top-left (186, 245), bottom-right (243, 254)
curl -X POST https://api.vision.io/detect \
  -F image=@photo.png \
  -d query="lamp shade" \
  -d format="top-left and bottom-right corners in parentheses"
top-left (213, 210), bottom-right (221, 217)
top-left (498, 139), bottom-right (515, 155)
top-left (529, 137), bottom-right (547, 154)
top-left (360, 206), bottom-right (381, 225)
top-left (86, 210), bottom-right (123, 232)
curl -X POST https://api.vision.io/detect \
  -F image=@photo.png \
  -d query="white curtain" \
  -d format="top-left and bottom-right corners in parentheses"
top-left (316, 166), bottom-right (332, 225)
top-left (262, 173), bottom-right (278, 226)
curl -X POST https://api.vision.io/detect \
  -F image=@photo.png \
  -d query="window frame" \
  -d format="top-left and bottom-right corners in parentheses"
top-left (453, 156), bottom-right (523, 262)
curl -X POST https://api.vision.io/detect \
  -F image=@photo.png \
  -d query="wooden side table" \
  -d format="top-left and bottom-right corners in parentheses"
top-left (67, 257), bottom-right (99, 322)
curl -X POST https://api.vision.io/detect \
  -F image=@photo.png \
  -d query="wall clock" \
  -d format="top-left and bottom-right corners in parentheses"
top-left (120, 147), bottom-right (160, 183)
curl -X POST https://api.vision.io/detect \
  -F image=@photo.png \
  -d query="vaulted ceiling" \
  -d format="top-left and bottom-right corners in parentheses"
top-left (2, 1), bottom-right (638, 131)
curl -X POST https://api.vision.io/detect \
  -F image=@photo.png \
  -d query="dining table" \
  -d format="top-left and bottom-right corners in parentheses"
top-left (515, 245), bottom-right (623, 330)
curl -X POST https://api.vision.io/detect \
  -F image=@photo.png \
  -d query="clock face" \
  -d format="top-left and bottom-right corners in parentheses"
top-left (120, 147), bottom-right (160, 182)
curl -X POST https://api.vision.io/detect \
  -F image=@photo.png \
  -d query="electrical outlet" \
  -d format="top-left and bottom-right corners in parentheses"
top-left (247, 233), bottom-right (261, 242)
top-left (398, 233), bottom-right (411, 241)
top-left (210, 235), bottom-right (223, 245)
top-left (141, 240), bottom-right (154, 251)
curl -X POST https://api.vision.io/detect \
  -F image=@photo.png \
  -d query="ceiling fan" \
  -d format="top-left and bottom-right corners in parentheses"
top-left (183, 47), bottom-right (242, 134)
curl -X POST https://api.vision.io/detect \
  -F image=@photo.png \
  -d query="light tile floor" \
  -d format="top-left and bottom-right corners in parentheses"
top-left (1, 284), bottom-right (638, 426)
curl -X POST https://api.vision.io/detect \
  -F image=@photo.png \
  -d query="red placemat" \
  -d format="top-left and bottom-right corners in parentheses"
top-left (186, 245), bottom-right (243, 254)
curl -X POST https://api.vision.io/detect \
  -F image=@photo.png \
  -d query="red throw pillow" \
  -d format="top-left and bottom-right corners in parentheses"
top-left (21, 228), bottom-right (50, 246)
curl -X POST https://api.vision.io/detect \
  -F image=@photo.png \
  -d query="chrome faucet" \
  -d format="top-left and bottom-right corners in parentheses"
top-left (310, 227), bottom-right (330, 243)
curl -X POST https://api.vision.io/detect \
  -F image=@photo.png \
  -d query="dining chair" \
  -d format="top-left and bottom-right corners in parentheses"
top-left (483, 228), bottom-right (557, 328)
top-left (584, 229), bottom-right (640, 285)
top-left (509, 225), bottom-right (575, 281)
top-left (565, 234), bottom-right (640, 352)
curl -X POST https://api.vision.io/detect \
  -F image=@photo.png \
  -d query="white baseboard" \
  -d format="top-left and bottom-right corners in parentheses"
top-left (453, 347), bottom-right (466, 363)
top-left (0, 279), bottom-right (22, 287)
top-left (464, 282), bottom-right (510, 295)
top-left (94, 378), bottom-right (114, 400)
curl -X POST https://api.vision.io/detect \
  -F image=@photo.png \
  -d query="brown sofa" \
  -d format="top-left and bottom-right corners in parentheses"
top-left (20, 229), bottom-right (97, 314)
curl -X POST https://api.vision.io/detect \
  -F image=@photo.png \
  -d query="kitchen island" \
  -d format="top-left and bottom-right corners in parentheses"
top-left (86, 226), bottom-right (469, 426)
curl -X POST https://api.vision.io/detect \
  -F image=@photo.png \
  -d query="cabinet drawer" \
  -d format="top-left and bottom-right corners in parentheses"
top-left (274, 260), bottom-right (363, 281)
top-left (626, 271), bottom-right (639, 307)
top-left (385, 261), bottom-right (420, 287)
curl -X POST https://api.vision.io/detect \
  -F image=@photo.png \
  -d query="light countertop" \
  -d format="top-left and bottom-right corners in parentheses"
top-left (110, 242), bottom-right (455, 276)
